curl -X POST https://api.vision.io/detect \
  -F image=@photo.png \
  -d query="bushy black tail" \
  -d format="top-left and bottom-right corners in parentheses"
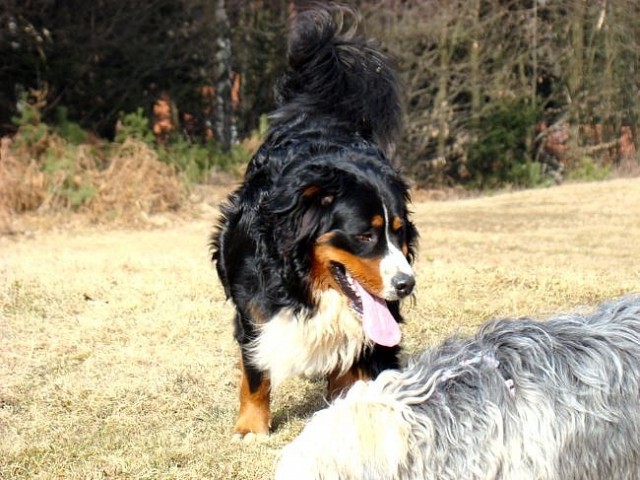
top-left (272, 4), bottom-right (402, 155)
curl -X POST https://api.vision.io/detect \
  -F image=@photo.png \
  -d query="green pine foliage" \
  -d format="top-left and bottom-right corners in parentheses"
top-left (53, 107), bottom-right (88, 145)
top-left (11, 96), bottom-right (49, 149)
top-left (115, 109), bottom-right (155, 145)
top-left (467, 100), bottom-right (546, 189)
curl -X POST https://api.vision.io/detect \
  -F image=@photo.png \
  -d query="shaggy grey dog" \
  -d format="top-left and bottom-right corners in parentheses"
top-left (276, 296), bottom-right (640, 479)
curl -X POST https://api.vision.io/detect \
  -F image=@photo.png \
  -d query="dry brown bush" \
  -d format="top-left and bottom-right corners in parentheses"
top-left (0, 137), bottom-right (47, 213)
top-left (0, 134), bottom-right (187, 230)
top-left (86, 139), bottom-right (184, 223)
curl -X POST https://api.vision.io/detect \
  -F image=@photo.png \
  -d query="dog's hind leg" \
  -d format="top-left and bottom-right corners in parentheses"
top-left (233, 353), bottom-right (271, 439)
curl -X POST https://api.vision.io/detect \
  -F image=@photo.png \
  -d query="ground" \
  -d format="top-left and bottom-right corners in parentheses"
top-left (2, 178), bottom-right (640, 479)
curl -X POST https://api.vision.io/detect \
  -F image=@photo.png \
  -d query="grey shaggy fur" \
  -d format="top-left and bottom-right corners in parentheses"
top-left (276, 296), bottom-right (640, 479)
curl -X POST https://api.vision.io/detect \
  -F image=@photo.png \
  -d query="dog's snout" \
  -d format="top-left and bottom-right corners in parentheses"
top-left (392, 273), bottom-right (415, 298)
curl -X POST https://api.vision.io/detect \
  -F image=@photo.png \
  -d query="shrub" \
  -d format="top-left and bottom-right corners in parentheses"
top-left (467, 99), bottom-right (545, 189)
top-left (9, 99), bottom-right (97, 209)
top-left (114, 108), bottom-right (256, 182)
top-left (115, 108), bottom-right (155, 145)
top-left (2, 104), bottom-right (187, 221)
top-left (567, 156), bottom-right (611, 182)
top-left (11, 96), bottom-right (49, 152)
top-left (52, 107), bottom-right (88, 145)
top-left (156, 138), bottom-right (251, 183)
top-left (42, 143), bottom-right (98, 209)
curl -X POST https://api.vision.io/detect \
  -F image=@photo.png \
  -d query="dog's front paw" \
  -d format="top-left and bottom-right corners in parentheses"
top-left (232, 406), bottom-right (271, 442)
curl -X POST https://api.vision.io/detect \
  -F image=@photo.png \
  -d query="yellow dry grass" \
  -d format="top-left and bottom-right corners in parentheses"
top-left (2, 178), bottom-right (640, 479)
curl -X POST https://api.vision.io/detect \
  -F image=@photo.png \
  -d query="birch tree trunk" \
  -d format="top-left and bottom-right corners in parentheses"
top-left (213, 0), bottom-right (233, 151)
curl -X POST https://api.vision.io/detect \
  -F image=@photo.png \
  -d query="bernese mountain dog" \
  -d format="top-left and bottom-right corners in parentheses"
top-left (211, 4), bottom-right (418, 438)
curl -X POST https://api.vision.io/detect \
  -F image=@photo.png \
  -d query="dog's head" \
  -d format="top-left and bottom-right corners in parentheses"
top-left (266, 149), bottom-right (417, 345)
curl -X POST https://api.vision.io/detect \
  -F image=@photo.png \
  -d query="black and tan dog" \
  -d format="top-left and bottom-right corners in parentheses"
top-left (211, 5), bottom-right (417, 438)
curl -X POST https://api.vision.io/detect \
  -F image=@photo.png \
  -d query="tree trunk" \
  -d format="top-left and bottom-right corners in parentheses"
top-left (214, 0), bottom-right (234, 151)
top-left (469, 0), bottom-right (481, 131)
top-left (435, 20), bottom-right (449, 163)
top-left (566, 0), bottom-right (587, 163)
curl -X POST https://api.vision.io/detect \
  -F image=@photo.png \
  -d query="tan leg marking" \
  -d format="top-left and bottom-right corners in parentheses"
top-left (234, 358), bottom-right (271, 436)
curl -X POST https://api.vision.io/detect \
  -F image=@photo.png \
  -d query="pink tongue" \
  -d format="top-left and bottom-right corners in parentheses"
top-left (353, 280), bottom-right (402, 347)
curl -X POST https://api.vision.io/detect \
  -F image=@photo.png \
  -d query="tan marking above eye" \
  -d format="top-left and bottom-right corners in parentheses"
top-left (315, 232), bottom-right (334, 245)
top-left (371, 215), bottom-right (384, 229)
top-left (303, 186), bottom-right (321, 197)
top-left (392, 216), bottom-right (404, 232)
top-left (302, 187), bottom-right (334, 206)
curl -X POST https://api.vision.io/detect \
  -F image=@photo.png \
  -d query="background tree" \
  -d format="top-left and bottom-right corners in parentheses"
top-left (226, 0), bottom-right (290, 139)
top-left (1, 0), bottom-right (638, 187)
top-left (0, 0), bottom-right (289, 141)
top-left (363, 0), bottom-right (639, 187)
top-left (213, 0), bottom-right (233, 151)
top-left (1, 0), bottom-right (221, 137)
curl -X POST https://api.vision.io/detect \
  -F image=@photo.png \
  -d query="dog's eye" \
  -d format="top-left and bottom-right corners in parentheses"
top-left (355, 233), bottom-right (376, 243)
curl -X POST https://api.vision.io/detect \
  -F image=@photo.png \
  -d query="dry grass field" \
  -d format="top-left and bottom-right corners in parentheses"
top-left (2, 178), bottom-right (640, 479)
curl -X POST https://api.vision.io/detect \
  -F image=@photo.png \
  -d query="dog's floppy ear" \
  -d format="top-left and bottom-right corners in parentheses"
top-left (404, 218), bottom-right (419, 264)
top-left (267, 164), bottom-right (340, 256)
top-left (263, 165), bottom-right (341, 297)
top-left (268, 163), bottom-right (340, 217)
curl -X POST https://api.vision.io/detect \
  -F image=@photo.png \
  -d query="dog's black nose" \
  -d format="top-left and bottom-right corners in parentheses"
top-left (392, 273), bottom-right (415, 298)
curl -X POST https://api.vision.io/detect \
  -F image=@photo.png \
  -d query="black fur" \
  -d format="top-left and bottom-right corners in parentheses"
top-left (211, 4), bottom-right (417, 420)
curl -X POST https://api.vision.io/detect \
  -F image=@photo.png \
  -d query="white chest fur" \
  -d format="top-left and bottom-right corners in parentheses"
top-left (248, 289), bottom-right (372, 387)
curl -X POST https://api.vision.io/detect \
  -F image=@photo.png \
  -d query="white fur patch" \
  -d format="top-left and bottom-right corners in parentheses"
top-left (379, 243), bottom-right (413, 300)
top-left (380, 205), bottom-right (414, 300)
top-left (248, 289), bottom-right (373, 387)
top-left (276, 380), bottom-right (412, 480)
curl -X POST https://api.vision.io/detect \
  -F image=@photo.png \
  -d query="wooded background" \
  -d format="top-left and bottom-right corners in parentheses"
top-left (2, 0), bottom-right (639, 188)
